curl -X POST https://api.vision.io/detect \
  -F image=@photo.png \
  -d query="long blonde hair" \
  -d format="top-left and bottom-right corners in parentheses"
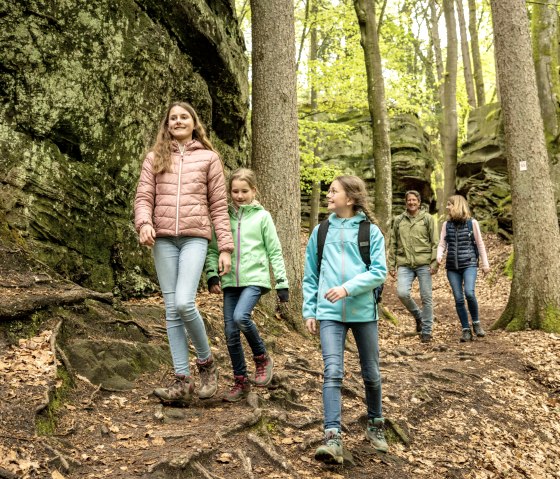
top-left (150, 102), bottom-right (217, 174)
top-left (446, 195), bottom-right (472, 222)
top-left (333, 175), bottom-right (379, 226)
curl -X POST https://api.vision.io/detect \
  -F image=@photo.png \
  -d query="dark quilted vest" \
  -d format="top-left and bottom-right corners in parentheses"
top-left (445, 221), bottom-right (478, 270)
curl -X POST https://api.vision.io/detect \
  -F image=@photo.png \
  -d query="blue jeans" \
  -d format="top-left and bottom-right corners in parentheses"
top-left (319, 320), bottom-right (382, 431)
top-left (223, 286), bottom-right (266, 377)
top-left (446, 267), bottom-right (479, 330)
top-left (397, 265), bottom-right (433, 334)
top-left (153, 237), bottom-right (211, 376)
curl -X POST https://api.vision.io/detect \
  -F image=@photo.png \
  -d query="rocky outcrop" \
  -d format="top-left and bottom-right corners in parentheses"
top-left (0, 0), bottom-right (248, 296)
top-left (301, 111), bottom-right (435, 226)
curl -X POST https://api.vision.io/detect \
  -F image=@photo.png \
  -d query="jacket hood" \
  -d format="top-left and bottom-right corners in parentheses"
top-left (327, 211), bottom-right (367, 227)
top-left (171, 139), bottom-right (204, 153)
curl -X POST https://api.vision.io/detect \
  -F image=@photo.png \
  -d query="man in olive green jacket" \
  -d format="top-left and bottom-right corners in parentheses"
top-left (388, 190), bottom-right (439, 342)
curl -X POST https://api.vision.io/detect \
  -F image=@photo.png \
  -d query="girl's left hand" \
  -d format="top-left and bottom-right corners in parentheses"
top-left (219, 251), bottom-right (232, 275)
top-left (482, 266), bottom-right (490, 274)
top-left (324, 286), bottom-right (348, 303)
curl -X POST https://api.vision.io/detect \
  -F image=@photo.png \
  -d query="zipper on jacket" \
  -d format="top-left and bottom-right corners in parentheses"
top-left (236, 209), bottom-right (244, 286)
top-left (454, 225), bottom-right (459, 270)
top-left (341, 225), bottom-right (346, 322)
top-left (175, 151), bottom-right (184, 236)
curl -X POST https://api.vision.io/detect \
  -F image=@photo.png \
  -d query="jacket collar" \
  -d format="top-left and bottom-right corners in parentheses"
top-left (328, 211), bottom-right (366, 227)
top-left (229, 201), bottom-right (263, 215)
top-left (171, 139), bottom-right (203, 154)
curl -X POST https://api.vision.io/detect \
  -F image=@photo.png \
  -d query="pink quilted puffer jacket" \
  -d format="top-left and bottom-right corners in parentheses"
top-left (134, 140), bottom-right (234, 253)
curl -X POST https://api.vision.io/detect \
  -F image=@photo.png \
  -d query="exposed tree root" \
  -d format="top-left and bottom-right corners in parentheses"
top-left (100, 319), bottom-right (157, 338)
top-left (284, 363), bottom-right (323, 377)
top-left (0, 467), bottom-right (18, 479)
top-left (247, 433), bottom-right (297, 475)
top-left (235, 449), bottom-right (254, 479)
top-left (41, 441), bottom-right (71, 472)
top-left (192, 461), bottom-right (225, 479)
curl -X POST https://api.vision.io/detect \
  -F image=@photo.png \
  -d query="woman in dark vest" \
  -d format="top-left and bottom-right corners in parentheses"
top-left (437, 195), bottom-right (490, 342)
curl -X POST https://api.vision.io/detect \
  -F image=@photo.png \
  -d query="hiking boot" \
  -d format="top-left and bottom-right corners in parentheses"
top-left (153, 374), bottom-right (194, 405)
top-left (472, 322), bottom-right (486, 337)
top-left (223, 375), bottom-right (251, 402)
top-left (315, 429), bottom-right (343, 464)
top-left (421, 333), bottom-right (432, 343)
top-left (366, 418), bottom-right (388, 452)
top-left (196, 356), bottom-right (218, 399)
top-left (415, 317), bottom-right (422, 334)
top-left (460, 328), bottom-right (473, 342)
top-left (253, 353), bottom-right (274, 387)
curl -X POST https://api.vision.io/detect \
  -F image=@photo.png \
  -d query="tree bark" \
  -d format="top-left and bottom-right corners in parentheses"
top-left (353, 0), bottom-right (392, 235)
top-left (250, 0), bottom-right (303, 330)
top-left (308, 0), bottom-right (320, 233)
top-left (456, 0), bottom-right (476, 109)
top-left (490, 0), bottom-right (560, 332)
top-left (441, 0), bottom-right (458, 216)
top-left (531, 0), bottom-right (560, 146)
top-left (468, 0), bottom-right (486, 106)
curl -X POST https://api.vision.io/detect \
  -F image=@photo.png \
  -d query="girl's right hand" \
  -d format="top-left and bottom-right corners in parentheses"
top-left (305, 318), bottom-right (317, 335)
top-left (139, 224), bottom-right (156, 247)
top-left (209, 284), bottom-right (222, 294)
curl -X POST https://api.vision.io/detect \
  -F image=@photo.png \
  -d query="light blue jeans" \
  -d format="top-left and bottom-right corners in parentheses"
top-left (319, 320), bottom-right (383, 432)
top-left (397, 265), bottom-right (433, 334)
top-left (446, 267), bottom-right (479, 330)
top-left (153, 237), bottom-right (211, 376)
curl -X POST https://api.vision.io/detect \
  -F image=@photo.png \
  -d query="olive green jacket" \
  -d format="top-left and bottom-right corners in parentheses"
top-left (387, 208), bottom-right (439, 270)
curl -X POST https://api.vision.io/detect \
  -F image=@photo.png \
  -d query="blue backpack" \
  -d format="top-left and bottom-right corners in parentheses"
top-left (316, 219), bottom-right (384, 303)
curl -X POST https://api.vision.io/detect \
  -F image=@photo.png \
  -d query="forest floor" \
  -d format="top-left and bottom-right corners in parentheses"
top-left (1, 233), bottom-right (560, 479)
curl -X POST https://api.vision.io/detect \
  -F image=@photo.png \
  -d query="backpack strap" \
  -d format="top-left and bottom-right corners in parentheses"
top-left (358, 220), bottom-right (371, 268)
top-left (316, 219), bottom-right (329, 276)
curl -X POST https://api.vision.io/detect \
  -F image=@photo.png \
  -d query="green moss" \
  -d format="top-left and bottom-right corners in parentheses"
top-left (253, 416), bottom-right (278, 436)
top-left (505, 313), bottom-right (527, 332)
top-left (35, 368), bottom-right (73, 436)
top-left (504, 251), bottom-right (514, 280)
top-left (540, 305), bottom-right (560, 333)
top-left (1, 312), bottom-right (47, 345)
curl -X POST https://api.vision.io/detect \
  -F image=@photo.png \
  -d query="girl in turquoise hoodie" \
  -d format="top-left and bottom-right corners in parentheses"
top-left (303, 175), bottom-right (388, 464)
top-left (206, 168), bottom-right (289, 402)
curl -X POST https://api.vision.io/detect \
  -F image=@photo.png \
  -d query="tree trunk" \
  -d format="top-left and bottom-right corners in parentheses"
top-left (490, 0), bottom-right (560, 332)
top-left (531, 0), bottom-right (560, 147)
top-left (250, 0), bottom-right (303, 330)
top-left (308, 0), bottom-right (320, 233)
top-left (468, 0), bottom-right (486, 106)
top-left (353, 0), bottom-right (392, 235)
top-left (456, 0), bottom-right (476, 109)
top-left (441, 0), bottom-right (458, 216)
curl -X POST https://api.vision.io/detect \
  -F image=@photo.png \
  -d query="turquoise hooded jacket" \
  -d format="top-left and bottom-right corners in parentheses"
top-left (302, 212), bottom-right (386, 322)
top-left (205, 202), bottom-right (288, 291)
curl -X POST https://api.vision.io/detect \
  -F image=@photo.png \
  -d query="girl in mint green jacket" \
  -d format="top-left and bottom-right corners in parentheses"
top-left (205, 168), bottom-right (288, 402)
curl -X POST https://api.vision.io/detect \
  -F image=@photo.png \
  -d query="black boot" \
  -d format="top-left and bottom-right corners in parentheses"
top-left (460, 328), bottom-right (473, 342)
top-left (472, 322), bottom-right (486, 337)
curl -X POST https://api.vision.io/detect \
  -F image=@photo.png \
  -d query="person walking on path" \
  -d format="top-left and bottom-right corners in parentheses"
top-left (303, 175), bottom-right (388, 465)
top-left (437, 195), bottom-right (490, 342)
top-left (388, 190), bottom-right (439, 342)
top-left (134, 102), bottom-right (233, 405)
top-left (206, 168), bottom-right (289, 402)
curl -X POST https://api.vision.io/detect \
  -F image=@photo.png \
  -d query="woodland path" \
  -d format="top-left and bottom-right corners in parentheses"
top-left (1, 234), bottom-right (560, 479)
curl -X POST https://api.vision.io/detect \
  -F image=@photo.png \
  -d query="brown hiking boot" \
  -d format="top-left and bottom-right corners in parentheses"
top-left (153, 374), bottom-right (194, 406)
top-left (196, 356), bottom-right (218, 399)
top-left (223, 375), bottom-right (251, 402)
top-left (253, 353), bottom-right (274, 386)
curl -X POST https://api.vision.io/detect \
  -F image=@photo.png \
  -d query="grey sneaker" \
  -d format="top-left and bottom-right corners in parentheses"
top-left (366, 418), bottom-right (388, 452)
top-left (460, 328), bottom-right (473, 342)
top-left (315, 429), bottom-right (343, 464)
top-left (472, 322), bottom-right (486, 337)
top-left (223, 375), bottom-right (251, 402)
top-left (196, 356), bottom-right (218, 399)
top-left (153, 374), bottom-right (194, 406)
top-left (421, 333), bottom-right (432, 343)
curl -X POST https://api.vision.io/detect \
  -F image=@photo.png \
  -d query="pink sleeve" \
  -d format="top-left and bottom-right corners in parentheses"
top-left (472, 219), bottom-right (489, 269)
top-left (437, 222), bottom-right (447, 264)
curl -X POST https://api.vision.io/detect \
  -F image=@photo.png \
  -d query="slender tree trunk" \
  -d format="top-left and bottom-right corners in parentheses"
top-left (490, 0), bottom-right (560, 332)
top-left (353, 0), bottom-right (392, 235)
top-left (441, 0), bottom-right (458, 215)
top-left (308, 1), bottom-right (320, 233)
top-left (456, 0), bottom-right (476, 108)
top-left (250, 0), bottom-right (303, 330)
top-left (468, 0), bottom-right (486, 106)
top-left (531, 0), bottom-right (560, 146)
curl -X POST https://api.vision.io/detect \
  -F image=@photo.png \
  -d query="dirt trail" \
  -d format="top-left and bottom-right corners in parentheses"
top-left (1, 234), bottom-right (560, 479)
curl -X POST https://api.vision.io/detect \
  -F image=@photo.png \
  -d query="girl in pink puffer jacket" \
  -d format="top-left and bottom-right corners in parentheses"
top-left (134, 102), bottom-right (233, 406)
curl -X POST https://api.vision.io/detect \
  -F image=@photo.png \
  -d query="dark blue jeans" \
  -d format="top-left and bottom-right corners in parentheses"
top-left (223, 286), bottom-right (266, 377)
top-left (446, 267), bottom-right (479, 329)
top-left (319, 320), bottom-right (382, 432)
